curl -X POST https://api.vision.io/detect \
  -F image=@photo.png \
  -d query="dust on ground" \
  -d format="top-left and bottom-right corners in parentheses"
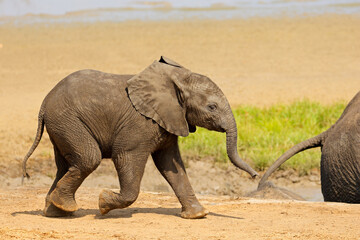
top-left (1, 187), bottom-right (360, 240)
top-left (0, 15), bottom-right (360, 239)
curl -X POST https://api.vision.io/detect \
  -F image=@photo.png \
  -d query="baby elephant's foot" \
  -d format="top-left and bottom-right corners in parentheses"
top-left (43, 201), bottom-right (73, 217)
top-left (181, 205), bottom-right (209, 219)
top-left (99, 189), bottom-right (117, 215)
top-left (99, 189), bottom-right (137, 215)
top-left (50, 189), bottom-right (78, 212)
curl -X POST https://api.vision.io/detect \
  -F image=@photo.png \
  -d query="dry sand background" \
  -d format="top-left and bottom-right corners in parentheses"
top-left (0, 15), bottom-right (360, 239)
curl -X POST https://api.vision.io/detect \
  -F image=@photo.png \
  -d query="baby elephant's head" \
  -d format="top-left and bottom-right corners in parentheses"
top-left (127, 56), bottom-right (258, 178)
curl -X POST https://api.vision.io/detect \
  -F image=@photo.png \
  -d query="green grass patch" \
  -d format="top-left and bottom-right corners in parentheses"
top-left (179, 100), bottom-right (346, 174)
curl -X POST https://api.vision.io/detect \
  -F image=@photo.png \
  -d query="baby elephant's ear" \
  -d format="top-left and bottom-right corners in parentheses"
top-left (159, 56), bottom-right (183, 67)
top-left (127, 58), bottom-right (191, 137)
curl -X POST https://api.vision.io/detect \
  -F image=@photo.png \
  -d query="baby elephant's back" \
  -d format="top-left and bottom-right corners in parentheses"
top-left (41, 70), bottom-right (136, 157)
top-left (45, 69), bottom-right (132, 107)
top-left (43, 69), bottom-right (133, 132)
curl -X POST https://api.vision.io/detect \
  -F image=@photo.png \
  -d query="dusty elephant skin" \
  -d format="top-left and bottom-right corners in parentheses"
top-left (22, 56), bottom-right (258, 219)
top-left (258, 91), bottom-right (360, 203)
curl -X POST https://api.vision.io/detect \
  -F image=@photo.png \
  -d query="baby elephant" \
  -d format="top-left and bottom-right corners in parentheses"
top-left (23, 56), bottom-right (258, 218)
top-left (258, 91), bottom-right (360, 203)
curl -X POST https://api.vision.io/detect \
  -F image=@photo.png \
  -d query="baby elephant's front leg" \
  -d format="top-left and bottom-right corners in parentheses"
top-left (152, 141), bottom-right (208, 219)
top-left (99, 153), bottom-right (148, 215)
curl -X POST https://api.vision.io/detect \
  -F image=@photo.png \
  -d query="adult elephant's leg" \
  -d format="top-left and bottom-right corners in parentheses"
top-left (48, 127), bottom-right (102, 213)
top-left (98, 152), bottom-right (148, 214)
top-left (151, 139), bottom-right (208, 219)
top-left (44, 146), bottom-right (71, 217)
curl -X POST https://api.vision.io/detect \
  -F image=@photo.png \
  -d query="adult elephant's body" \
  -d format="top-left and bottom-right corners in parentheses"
top-left (258, 91), bottom-right (360, 203)
top-left (23, 57), bottom-right (258, 218)
top-left (321, 96), bottom-right (360, 202)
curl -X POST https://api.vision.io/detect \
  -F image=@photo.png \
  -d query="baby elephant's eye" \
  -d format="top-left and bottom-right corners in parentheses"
top-left (207, 103), bottom-right (217, 111)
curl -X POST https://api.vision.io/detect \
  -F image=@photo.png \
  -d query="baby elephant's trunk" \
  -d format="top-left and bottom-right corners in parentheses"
top-left (223, 110), bottom-right (258, 178)
top-left (225, 128), bottom-right (258, 178)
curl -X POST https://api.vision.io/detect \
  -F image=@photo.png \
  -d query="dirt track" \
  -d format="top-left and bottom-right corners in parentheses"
top-left (1, 187), bottom-right (359, 240)
top-left (1, 15), bottom-right (360, 239)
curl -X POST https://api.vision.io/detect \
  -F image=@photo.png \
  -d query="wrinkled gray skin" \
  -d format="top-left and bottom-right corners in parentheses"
top-left (23, 57), bottom-right (258, 219)
top-left (258, 91), bottom-right (360, 203)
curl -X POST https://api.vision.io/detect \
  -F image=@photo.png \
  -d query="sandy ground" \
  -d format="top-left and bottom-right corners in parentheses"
top-left (0, 14), bottom-right (360, 239)
top-left (1, 187), bottom-right (360, 240)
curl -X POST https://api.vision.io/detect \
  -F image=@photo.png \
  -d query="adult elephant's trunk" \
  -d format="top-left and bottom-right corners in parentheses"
top-left (225, 115), bottom-right (258, 178)
top-left (257, 131), bottom-right (328, 189)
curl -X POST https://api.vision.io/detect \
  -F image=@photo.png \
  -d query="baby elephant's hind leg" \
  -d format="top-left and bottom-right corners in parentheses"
top-left (48, 141), bottom-right (102, 214)
top-left (43, 147), bottom-right (71, 217)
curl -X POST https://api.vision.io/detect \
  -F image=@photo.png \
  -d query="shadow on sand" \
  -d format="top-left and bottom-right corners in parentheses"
top-left (12, 207), bottom-right (244, 220)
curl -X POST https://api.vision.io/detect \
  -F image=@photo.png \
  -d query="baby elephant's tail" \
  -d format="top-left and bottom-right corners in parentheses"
top-left (258, 131), bottom-right (327, 189)
top-left (22, 103), bottom-right (45, 183)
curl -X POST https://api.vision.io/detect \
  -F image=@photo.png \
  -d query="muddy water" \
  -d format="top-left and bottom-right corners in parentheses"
top-left (288, 186), bottom-right (323, 202)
